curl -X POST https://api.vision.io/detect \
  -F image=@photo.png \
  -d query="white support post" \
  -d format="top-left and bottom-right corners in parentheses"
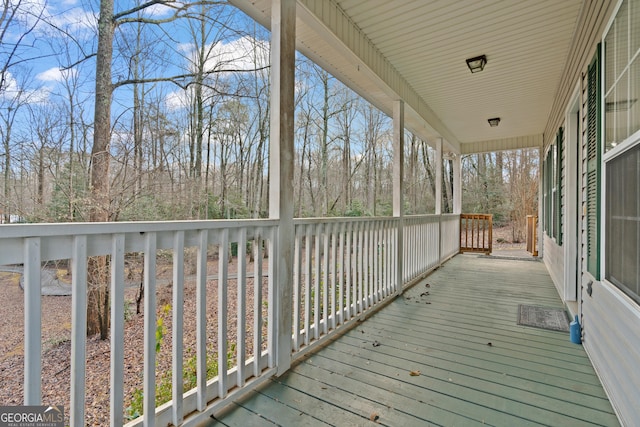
top-left (24, 237), bottom-right (41, 405)
top-left (143, 232), bottom-right (157, 427)
top-left (393, 100), bottom-right (404, 293)
top-left (269, 0), bottom-right (295, 375)
top-left (435, 138), bottom-right (443, 215)
top-left (71, 236), bottom-right (88, 427)
top-left (453, 152), bottom-right (462, 214)
top-left (110, 234), bottom-right (125, 427)
top-left (537, 146), bottom-right (544, 257)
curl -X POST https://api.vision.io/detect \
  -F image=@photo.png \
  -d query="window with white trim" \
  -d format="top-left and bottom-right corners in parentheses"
top-left (604, 0), bottom-right (640, 304)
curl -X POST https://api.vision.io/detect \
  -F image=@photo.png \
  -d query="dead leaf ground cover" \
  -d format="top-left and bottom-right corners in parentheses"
top-left (0, 256), bottom-right (269, 425)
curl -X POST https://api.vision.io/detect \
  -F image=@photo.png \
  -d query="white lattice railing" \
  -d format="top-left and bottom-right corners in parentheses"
top-left (0, 214), bottom-right (460, 426)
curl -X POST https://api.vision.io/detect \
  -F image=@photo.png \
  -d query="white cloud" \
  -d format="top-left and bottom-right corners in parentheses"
top-left (47, 7), bottom-right (97, 33)
top-left (0, 73), bottom-right (20, 100)
top-left (186, 35), bottom-right (270, 75)
top-left (165, 90), bottom-right (189, 111)
top-left (36, 67), bottom-right (77, 83)
top-left (165, 36), bottom-right (270, 111)
top-left (1, 72), bottom-right (51, 104)
top-left (140, 3), bottom-right (178, 18)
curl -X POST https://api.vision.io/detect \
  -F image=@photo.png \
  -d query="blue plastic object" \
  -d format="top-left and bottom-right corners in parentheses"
top-left (570, 315), bottom-right (582, 344)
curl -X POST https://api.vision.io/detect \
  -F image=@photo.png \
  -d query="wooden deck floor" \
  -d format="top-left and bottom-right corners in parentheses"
top-left (208, 255), bottom-right (619, 427)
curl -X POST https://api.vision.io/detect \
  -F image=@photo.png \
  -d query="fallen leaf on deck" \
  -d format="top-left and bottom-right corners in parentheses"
top-left (487, 342), bottom-right (492, 346)
top-left (420, 292), bottom-right (429, 296)
top-left (425, 283), bottom-right (431, 287)
top-left (409, 370), bottom-right (421, 376)
top-left (372, 340), bottom-right (381, 347)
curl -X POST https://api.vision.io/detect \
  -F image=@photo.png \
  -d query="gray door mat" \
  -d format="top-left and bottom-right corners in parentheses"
top-left (517, 304), bottom-right (569, 332)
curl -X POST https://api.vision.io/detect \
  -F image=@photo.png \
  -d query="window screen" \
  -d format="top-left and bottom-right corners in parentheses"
top-left (606, 143), bottom-right (640, 304)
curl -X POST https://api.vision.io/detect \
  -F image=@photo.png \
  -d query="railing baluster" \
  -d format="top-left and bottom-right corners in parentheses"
top-left (350, 222), bottom-right (357, 316)
top-left (71, 235), bottom-right (87, 426)
top-left (364, 221), bottom-right (370, 309)
top-left (338, 222), bottom-right (345, 325)
top-left (172, 231), bottom-right (185, 426)
top-left (322, 222), bottom-right (329, 334)
top-left (143, 232), bottom-right (157, 427)
top-left (373, 221), bottom-right (378, 303)
top-left (330, 224), bottom-right (337, 331)
top-left (358, 221), bottom-right (364, 313)
top-left (375, 221), bottom-right (381, 302)
top-left (345, 222), bottom-right (352, 320)
top-left (24, 237), bottom-right (41, 405)
top-left (293, 226), bottom-right (301, 350)
top-left (109, 234), bottom-right (124, 427)
top-left (267, 226), bottom-right (277, 369)
top-left (196, 230), bottom-right (208, 410)
top-left (314, 224), bottom-right (321, 340)
top-left (237, 228), bottom-right (247, 387)
top-left (218, 229), bottom-right (229, 398)
top-left (253, 231), bottom-right (263, 377)
top-left (304, 225), bottom-right (311, 345)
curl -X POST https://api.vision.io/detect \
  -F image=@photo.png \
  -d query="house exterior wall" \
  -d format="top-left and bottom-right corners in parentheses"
top-left (543, 234), bottom-right (564, 297)
top-left (543, 1), bottom-right (640, 424)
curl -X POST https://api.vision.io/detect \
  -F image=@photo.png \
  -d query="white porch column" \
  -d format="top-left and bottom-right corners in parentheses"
top-left (269, 0), bottom-right (295, 375)
top-left (393, 100), bottom-right (404, 293)
top-left (435, 138), bottom-right (443, 215)
top-left (453, 153), bottom-right (462, 214)
top-left (537, 146), bottom-right (544, 257)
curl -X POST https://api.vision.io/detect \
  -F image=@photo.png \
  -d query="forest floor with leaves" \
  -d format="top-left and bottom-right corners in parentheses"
top-left (0, 256), bottom-right (268, 425)
top-left (492, 224), bottom-right (527, 250)
top-left (0, 225), bottom-right (524, 424)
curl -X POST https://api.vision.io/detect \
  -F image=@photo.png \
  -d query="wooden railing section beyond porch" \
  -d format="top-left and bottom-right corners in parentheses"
top-left (460, 214), bottom-right (493, 254)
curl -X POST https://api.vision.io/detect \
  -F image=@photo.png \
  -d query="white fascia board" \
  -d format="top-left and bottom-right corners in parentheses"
top-left (460, 134), bottom-right (543, 155)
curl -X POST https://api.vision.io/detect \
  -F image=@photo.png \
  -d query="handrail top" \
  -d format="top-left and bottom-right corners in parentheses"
top-left (0, 214), bottom-right (463, 239)
top-left (0, 218), bottom-right (279, 239)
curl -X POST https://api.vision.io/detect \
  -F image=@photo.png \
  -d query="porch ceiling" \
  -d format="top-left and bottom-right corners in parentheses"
top-left (230, 0), bottom-right (584, 154)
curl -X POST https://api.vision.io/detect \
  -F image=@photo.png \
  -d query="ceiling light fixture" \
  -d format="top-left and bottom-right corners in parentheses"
top-left (466, 55), bottom-right (487, 73)
top-left (488, 117), bottom-right (500, 127)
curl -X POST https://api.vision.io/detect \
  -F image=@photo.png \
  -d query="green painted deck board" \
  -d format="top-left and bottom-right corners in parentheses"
top-left (296, 355), bottom-right (496, 426)
top-left (336, 327), bottom-right (608, 398)
top-left (210, 401), bottom-right (279, 426)
top-left (209, 255), bottom-right (620, 427)
top-left (367, 312), bottom-right (594, 375)
top-left (306, 349), bottom-right (538, 426)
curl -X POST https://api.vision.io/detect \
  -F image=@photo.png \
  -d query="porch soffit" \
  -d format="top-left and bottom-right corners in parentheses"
top-left (230, 0), bottom-right (584, 155)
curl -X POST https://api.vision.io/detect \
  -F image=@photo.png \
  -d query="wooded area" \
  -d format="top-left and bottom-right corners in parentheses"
top-left (1, 0), bottom-right (539, 225)
top-left (2, 0), bottom-right (538, 337)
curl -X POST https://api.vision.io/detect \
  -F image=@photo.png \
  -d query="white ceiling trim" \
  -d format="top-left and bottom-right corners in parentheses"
top-left (460, 135), bottom-right (543, 155)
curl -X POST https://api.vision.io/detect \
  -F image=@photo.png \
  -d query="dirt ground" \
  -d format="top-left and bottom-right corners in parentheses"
top-left (492, 224), bottom-right (527, 250)
top-left (0, 256), bottom-right (268, 425)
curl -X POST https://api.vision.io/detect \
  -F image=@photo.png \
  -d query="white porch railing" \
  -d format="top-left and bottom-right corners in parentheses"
top-left (403, 214), bottom-right (461, 285)
top-left (0, 214), bottom-right (460, 426)
top-left (291, 217), bottom-right (399, 357)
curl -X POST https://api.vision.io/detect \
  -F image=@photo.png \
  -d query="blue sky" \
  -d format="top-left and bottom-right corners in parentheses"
top-left (2, 1), bottom-right (270, 138)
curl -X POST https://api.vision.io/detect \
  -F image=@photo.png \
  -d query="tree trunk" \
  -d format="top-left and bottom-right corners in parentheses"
top-left (87, 0), bottom-right (115, 339)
